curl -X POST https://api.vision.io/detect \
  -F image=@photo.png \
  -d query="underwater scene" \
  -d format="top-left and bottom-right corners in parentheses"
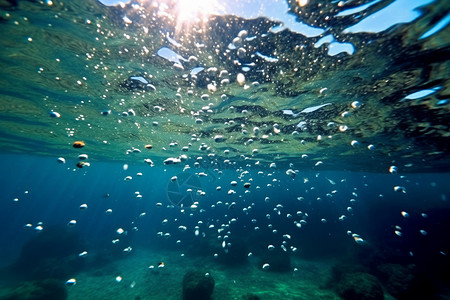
top-left (0, 0), bottom-right (449, 299)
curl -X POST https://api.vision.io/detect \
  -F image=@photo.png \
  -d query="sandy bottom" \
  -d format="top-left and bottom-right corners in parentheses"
top-left (66, 247), bottom-right (396, 300)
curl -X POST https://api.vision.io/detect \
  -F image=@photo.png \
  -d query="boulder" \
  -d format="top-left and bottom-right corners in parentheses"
top-left (376, 264), bottom-right (435, 300)
top-left (335, 272), bottom-right (384, 300)
top-left (9, 225), bottom-right (85, 280)
top-left (331, 262), bottom-right (369, 282)
top-left (0, 279), bottom-right (67, 300)
top-left (182, 270), bottom-right (214, 300)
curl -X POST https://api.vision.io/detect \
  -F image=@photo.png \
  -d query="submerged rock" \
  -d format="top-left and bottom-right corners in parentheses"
top-left (0, 279), bottom-right (67, 300)
top-left (330, 262), bottom-right (369, 283)
top-left (376, 264), bottom-right (435, 300)
top-left (241, 293), bottom-right (260, 300)
top-left (182, 270), bottom-right (215, 300)
top-left (335, 272), bottom-right (384, 300)
top-left (9, 225), bottom-right (86, 280)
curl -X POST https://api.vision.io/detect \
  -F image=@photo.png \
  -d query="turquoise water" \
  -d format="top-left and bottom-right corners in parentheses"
top-left (0, 0), bottom-right (449, 299)
top-left (1, 153), bottom-right (449, 299)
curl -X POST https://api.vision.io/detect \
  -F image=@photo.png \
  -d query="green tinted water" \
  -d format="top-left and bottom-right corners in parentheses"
top-left (0, 0), bottom-right (448, 172)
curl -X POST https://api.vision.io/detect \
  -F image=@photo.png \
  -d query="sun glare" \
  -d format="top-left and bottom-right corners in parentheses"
top-left (151, 0), bottom-right (224, 33)
top-left (174, 0), bottom-right (222, 28)
top-left (177, 0), bottom-right (217, 21)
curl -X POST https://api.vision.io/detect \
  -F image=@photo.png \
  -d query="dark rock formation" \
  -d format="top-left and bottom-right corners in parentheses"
top-left (242, 293), bottom-right (260, 300)
top-left (9, 225), bottom-right (85, 280)
top-left (182, 270), bottom-right (215, 300)
top-left (331, 262), bottom-right (369, 283)
top-left (0, 279), bottom-right (67, 300)
top-left (335, 272), bottom-right (384, 300)
top-left (376, 264), bottom-right (435, 300)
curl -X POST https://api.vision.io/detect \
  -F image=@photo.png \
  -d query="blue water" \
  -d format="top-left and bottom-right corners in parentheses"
top-left (2, 153), bottom-right (449, 269)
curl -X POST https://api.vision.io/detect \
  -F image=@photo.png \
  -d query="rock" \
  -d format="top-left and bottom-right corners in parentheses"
top-left (335, 272), bottom-right (384, 300)
top-left (9, 225), bottom-right (86, 280)
top-left (0, 279), bottom-right (67, 300)
top-left (331, 262), bottom-right (369, 282)
top-left (376, 264), bottom-right (435, 300)
top-left (182, 270), bottom-right (214, 300)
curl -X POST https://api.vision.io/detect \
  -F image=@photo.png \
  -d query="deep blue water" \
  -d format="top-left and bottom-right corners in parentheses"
top-left (1, 153), bottom-right (449, 277)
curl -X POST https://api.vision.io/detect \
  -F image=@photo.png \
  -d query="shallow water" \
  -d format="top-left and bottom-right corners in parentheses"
top-left (0, 0), bottom-right (449, 299)
top-left (0, 0), bottom-right (449, 171)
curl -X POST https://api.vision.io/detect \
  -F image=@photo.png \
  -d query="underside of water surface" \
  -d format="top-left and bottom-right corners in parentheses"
top-left (0, 0), bottom-right (448, 172)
